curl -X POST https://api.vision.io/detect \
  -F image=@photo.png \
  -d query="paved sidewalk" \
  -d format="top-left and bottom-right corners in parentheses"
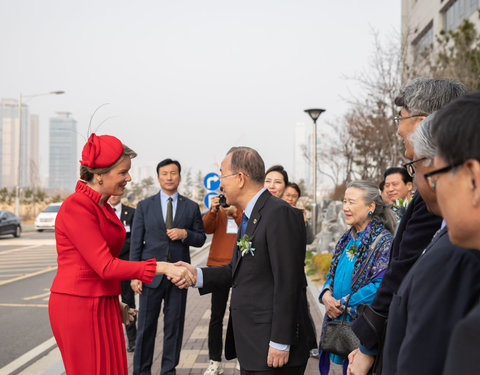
top-left (126, 265), bottom-right (325, 374)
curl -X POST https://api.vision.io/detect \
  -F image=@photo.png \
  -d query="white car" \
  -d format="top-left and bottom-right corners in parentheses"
top-left (35, 202), bottom-right (62, 232)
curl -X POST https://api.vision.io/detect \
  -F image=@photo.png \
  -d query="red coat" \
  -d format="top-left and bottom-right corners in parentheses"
top-left (51, 181), bottom-right (156, 296)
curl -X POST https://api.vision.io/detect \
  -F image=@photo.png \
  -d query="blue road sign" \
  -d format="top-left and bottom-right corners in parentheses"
top-left (204, 172), bottom-right (220, 191)
top-left (204, 192), bottom-right (218, 209)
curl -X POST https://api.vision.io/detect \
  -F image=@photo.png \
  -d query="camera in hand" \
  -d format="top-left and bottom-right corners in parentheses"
top-left (218, 194), bottom-right (230, 208)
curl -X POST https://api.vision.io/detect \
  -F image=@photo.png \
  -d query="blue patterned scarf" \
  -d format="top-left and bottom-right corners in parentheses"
top-left (328, 218), bottom-right (391, 298)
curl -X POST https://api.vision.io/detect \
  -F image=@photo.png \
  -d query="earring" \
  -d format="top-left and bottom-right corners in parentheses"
top-left (368, 211), bottom-right (373, 216)
top-left (98, 180), bottom-right (103, 185)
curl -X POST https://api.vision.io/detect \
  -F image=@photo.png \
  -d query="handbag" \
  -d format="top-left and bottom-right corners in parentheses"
top-left (319, 233), bottom-right (385, 358)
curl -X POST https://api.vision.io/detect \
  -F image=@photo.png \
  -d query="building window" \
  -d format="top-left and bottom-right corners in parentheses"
top-left (444, 0), bottom-right (479, 31)
top-left (413, 22), bottom-right (434, 61)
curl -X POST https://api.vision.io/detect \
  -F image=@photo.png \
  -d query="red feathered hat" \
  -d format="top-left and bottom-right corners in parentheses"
top-left (80, 133), bottom-right (123, 168)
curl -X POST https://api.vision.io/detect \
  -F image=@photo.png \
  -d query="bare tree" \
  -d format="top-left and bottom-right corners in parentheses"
top-left (316, 31), bottom-right (406, 187)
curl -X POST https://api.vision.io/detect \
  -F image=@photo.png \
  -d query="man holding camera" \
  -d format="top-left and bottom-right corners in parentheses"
top-left (202, 194), bottom-right (242, 375)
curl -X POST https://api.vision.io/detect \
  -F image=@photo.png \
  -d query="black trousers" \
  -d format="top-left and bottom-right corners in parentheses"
top-left (121, 278), bottom-right (136, 345)
top-left (240, 364), bottom-right (306, 375)
top-left (208, 284), bottom-right (231, 361)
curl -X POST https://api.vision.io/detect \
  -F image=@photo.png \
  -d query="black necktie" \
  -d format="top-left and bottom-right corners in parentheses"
top-left (166, 197), bottom-right (173, 229)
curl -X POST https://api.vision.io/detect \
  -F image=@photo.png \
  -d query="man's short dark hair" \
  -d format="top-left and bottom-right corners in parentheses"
top-left (156, 158), bottom-right (181, 176)
top-left (433, 90), bottom-right (480, 165)
top-left (226, 147), bottom-right (265, 184)
top-left (394, 78), bottom-right (467, 115)
top-left (266, 165), bottom-right (289, 186)
top-left (287, 182), bottom-right (301, 197)
top-left (379, 180), bottom-right (386, 192)
top-left (384, 167), bottom-right (413, 184)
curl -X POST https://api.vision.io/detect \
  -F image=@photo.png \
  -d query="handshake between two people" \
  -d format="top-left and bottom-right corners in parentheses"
top-left (130, 261), bottom-right (197, 295)
top-left (168, 261), bottom-right (197, 289)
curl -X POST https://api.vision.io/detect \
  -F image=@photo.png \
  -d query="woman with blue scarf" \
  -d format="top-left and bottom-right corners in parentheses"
top-left (319, 181), bottom-right (396, 374)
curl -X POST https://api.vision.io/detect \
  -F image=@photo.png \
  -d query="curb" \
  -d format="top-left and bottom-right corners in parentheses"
top-left (0, 338), bottom-right (57, 375)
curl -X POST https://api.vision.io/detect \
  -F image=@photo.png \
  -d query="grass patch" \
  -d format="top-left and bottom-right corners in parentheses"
top-left (305, 250), bottom-right (332, 286)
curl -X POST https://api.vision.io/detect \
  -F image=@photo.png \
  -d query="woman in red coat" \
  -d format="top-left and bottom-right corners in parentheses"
top-left (49, 133), bottom-right (194, 375)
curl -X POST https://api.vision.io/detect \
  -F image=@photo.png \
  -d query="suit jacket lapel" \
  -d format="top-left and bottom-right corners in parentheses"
top-left (232, 190), bottom-right (270, 276)
top-left (173, 194), bottom-right (185, 228)
top-left (422, 226), bottom-right (447, 255)
top-left (152, 193), bottom-right (166, 231)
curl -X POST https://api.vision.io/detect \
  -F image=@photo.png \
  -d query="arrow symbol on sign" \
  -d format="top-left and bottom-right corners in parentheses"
top-left (206, 175), bottom-right (219, 190)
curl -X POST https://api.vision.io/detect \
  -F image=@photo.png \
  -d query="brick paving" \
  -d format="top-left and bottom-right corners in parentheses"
top-left (126, 255), bottom-right (326, 375)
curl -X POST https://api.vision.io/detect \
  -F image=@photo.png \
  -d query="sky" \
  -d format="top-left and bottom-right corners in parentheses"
top-left (0, 0), bottom-right (400, 188)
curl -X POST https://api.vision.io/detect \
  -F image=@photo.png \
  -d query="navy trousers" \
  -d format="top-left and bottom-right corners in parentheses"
top-left (133, 277), bottom-right (187, 375)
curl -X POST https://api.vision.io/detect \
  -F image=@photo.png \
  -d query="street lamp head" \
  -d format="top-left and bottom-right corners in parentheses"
top-left (304, 108), bottom-right (326, 122)
top-left (51, 91), bottom-right (65, 95)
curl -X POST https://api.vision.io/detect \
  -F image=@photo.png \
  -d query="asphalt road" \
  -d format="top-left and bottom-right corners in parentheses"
top-left (0, 230), bottom-right (57, 368)
top-left (0, 230), bottom-right (211, 370)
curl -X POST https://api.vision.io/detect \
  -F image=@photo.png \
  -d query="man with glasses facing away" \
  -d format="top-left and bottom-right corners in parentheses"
top-left (348, 78), bottom-right (467, 375)
top-left (426, 91), bottom-right (480, 374)
top-left (378, 113), bottom-right (480, 374)
top-left (173, 147), bottom-right (316, 374)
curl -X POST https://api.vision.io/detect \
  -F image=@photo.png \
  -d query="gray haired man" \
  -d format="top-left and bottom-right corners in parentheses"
top-left (348, 78), bottom-right (467, 375)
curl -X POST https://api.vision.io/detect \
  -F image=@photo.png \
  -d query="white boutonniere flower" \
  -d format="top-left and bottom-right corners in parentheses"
top-left (237, 234), bottom-right (255, 257)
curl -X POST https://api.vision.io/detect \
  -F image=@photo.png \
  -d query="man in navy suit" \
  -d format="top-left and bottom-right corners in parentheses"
top-left (130, 158), bottom-right (206, 375)
top-left (175, 147), bottom-right (316, 374)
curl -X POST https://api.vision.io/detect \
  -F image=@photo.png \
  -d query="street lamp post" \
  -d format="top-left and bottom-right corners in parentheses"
top-left (15, 91), bottom-right (65, 217)
top-left (304, 108), bottom-right (326, 235)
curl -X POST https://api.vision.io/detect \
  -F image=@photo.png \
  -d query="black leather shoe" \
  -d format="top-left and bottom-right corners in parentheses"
top-left (127, 343), bottom-right (135, 352)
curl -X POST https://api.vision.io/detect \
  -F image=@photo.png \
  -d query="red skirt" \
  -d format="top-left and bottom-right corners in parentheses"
top-left (49, 292), bottom-right (127, 375)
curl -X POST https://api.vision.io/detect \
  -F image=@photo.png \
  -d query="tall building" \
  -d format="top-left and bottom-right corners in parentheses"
top-left (0, 98), bottom-right (35, 189)
top-left (49, 112), bottom-right (77, 192)
top-left (28, 114), bottom-right (40, 188)
top-left (402, 0), bottom-right (480, 64)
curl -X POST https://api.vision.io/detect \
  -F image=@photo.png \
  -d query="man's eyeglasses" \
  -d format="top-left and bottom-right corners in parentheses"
top-left (219, 172), bottom-right (249, 180)
top-left (393, 114), bottom-right (426, 127)
top-left (423, 160), bottom-right (465, 191)
top-left (403, 157), bottom-right (427, 177)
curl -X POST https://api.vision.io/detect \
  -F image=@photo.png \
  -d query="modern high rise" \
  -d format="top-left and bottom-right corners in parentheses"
top-left (28, 114), bottom-right (40, 188)
top-left (402, 0), bottom-right (480, 64)
top-left (0, 98), bottom-right (34, 188)
top-left (49, 112), bottom-right (77, 191)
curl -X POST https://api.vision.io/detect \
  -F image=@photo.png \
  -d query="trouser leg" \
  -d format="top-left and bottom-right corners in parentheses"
top-left (133, 284), bottom-right (164, 375)
top-left (208, 285), bottom-right (230, 361)
top-left (160, 280), bottom-right (187, 375)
